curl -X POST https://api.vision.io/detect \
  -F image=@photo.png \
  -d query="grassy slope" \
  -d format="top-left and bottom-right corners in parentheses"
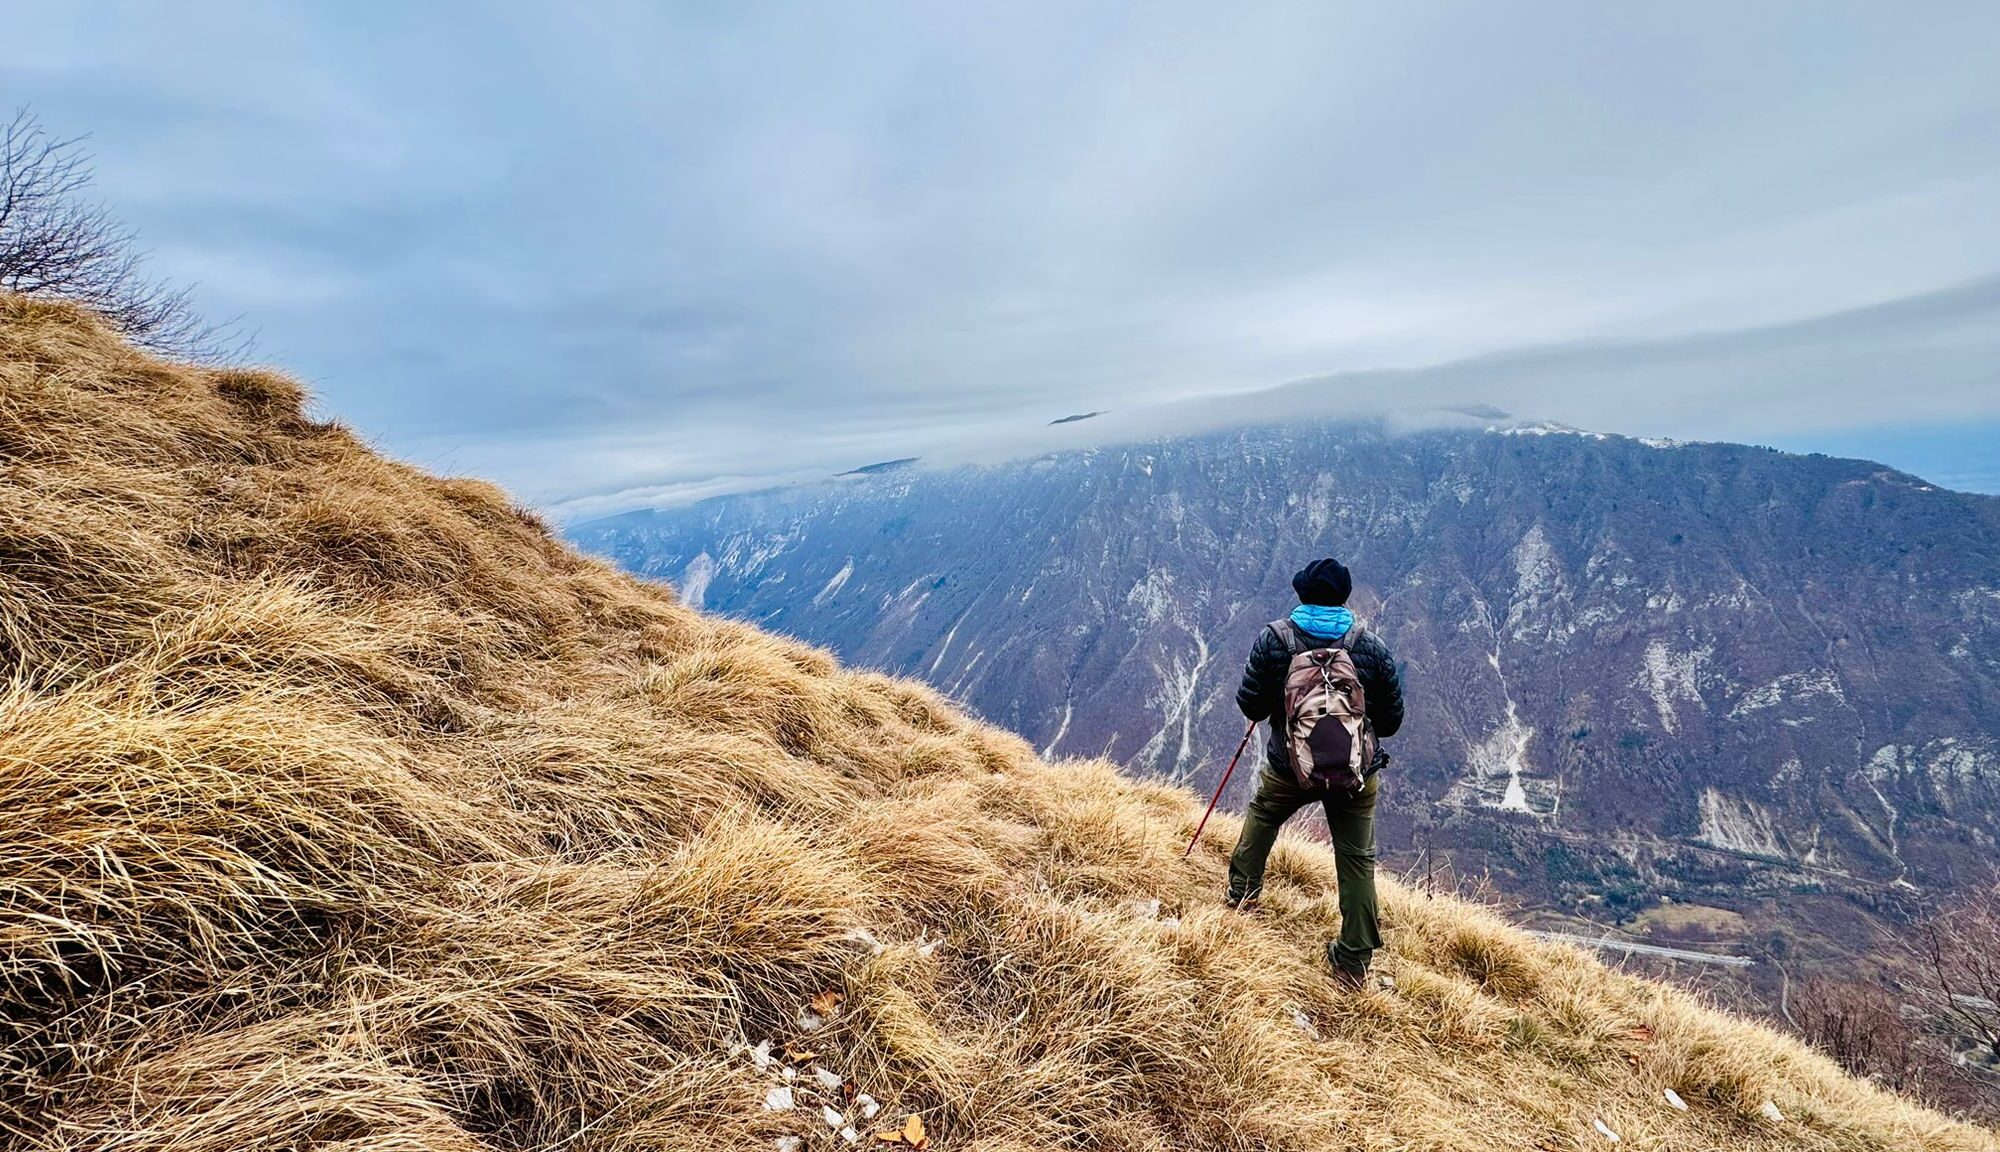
top-left (0, 294), bottom-right (1990, 1152)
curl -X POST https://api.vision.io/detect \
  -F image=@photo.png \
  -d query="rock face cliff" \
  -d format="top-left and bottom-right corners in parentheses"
top-left (574, 421), bottom-right (2000, 947)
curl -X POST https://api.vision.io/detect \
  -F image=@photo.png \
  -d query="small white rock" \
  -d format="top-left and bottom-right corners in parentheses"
top-left (1159, 916), bottom-right (1181, 928)
top-left (1593, 1117), bottom-right (1621, 1142)
top-left (813, 1066), bottom-right (843, 1090)
top-left (1288, 1007), bottom-right (1320, 1039)
top-left (839, 1126), bottom-right (861, 1145)
top-left (781, 1066), bottom-right (797, 1081)
top-left (855, 1094), bottom-right (881, 1120)
top-left (749, 1039), bottom-right (774, 1070)
top-left (821, 1104), bottom-right (845, 1129)
top-left (762, 1085), bottom-right (795, 1112)
top-left (775, 1137), bottom-right (803, 1152)
top-left (797, 1010), bottom-right (826, 1032)
top-left (1663, 1088), bottom-right (1688, 1111)
top-left (1760, 1100), bottom-right (1786, 1124)
top-left (917, 938), bottom-right (942, 958)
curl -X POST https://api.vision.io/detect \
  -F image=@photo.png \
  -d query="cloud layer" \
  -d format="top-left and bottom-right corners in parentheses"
top-left (6, 2), bottom-right (1997, 508)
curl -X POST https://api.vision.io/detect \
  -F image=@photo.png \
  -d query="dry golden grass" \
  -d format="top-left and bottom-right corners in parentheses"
top-left (0, 292), bottom-right (1991, 1151)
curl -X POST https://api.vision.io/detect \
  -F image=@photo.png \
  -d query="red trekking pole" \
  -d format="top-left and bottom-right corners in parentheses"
top-left (1184, 720), bottom-right (1258, 858)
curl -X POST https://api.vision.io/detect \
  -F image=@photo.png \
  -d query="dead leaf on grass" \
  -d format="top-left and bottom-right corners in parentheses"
top-left (874, 1113), bottom-right (929, 1148)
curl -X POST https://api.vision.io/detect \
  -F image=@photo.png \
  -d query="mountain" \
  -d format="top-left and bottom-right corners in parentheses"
top-left (571, 420), bottom-right (2000, 965)
top-left (7, 294), bottom-right (1995, 1148)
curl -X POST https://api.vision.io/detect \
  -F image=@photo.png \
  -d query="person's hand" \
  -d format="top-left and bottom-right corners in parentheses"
top-left (1371, 748), bottom-right (1391, 772)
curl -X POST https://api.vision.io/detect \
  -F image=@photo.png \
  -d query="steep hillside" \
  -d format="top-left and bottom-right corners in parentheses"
top-left (2, 293), bottom-right (1991, 1151)
top-left (571, 424), bottom-right (2000, 965)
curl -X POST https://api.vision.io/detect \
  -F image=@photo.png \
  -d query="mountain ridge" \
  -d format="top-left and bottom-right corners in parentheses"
top-left (573, 417), bottom-right (1987, 532)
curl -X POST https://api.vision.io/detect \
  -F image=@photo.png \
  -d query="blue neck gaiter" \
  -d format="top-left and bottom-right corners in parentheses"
top-left (1289, 603), bottom-right (1354, 640)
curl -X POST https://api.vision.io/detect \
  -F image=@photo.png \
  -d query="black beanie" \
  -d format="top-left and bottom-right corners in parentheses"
top-left (1292, 558), bottom-right (1353, 606)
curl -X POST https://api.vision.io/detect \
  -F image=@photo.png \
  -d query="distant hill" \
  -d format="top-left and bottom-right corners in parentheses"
top-left (7, 293), bottom-right (1993, 1148)
top-left (573, 420), bottom-right (2000, 970)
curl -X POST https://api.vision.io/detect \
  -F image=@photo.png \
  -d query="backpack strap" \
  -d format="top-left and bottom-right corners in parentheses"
top-left (1275, 617), bottom-right (1364, 654)
top-left (1270, 618), bottom-right (1304, 656)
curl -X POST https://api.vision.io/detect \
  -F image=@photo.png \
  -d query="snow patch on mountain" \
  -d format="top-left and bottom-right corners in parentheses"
top-left (1127, 570), bottom-right (1175, 625)
top-left (813, 559), bottom-right (855, 606)
top-left (1505, 523), bottom-right (1567, 637)
top-left (1493, 421), bottom-right (1609, 440)
top-left (928, 617), bottom-right (963, 676)
top-left (1455, 652), bottom-right (1548, 815)
top-left (1924, 737), bottom-right (1998, 786)
top-left (1512, 524), bottom-right (1561, 598)
top-left (718, 529), bottom-right (798, 573)
top-left (1043, 701), bottom-right (1073, 760)
top-left (1728, 670), bottom-right (1844, 718)
top-left (1858, 747), bottom-right (1915, 885)
top-left (1638, 640), bottom-right (1711, 733)
top-left (1298, 473), bottom-right (1337, 535)
top-left (1646, 590), bottom-right (1686, 614)
top-left (1464, 704), bottom-right (1540, 814)
top-left (1864, 738), bottom-right (2000, 806)
top-left (1134, 629), bottom-right (1213, 779)
top-left (679, 552), bottom-right (717, 608)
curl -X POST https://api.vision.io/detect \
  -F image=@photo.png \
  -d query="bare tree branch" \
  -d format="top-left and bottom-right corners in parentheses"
top-left (1917, 892), bottom-right (2000, 1066)
top-left (1791, 977), bottom-right (1929, 1093)
top-left (1, 107), bottom-right (236, 360)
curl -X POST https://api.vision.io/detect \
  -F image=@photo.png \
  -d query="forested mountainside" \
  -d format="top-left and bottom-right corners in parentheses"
top-left (573, 421), bottom-right (2000, 960)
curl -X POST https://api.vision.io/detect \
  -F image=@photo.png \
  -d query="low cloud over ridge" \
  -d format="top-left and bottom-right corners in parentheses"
top-left (550, 277), bottom-right (2000, 519)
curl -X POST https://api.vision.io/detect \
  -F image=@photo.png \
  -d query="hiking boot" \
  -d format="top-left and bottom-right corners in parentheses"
top-left (1224, 889), bottom-right (1261, 914)
top-left (1326, 943), bottom-right (1369, 991)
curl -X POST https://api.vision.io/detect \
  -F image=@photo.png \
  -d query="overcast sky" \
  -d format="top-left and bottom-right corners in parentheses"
top-left (6, 2), bottom-right (1997, 512)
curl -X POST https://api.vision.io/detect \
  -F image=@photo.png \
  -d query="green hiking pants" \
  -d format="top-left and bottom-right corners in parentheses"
top-left (1226, 766), bottom-right (1382, 974)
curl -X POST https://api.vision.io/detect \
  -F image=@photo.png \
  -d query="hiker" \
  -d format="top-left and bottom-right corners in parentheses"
top-left (1225, 558), bottom-right (1404, 988)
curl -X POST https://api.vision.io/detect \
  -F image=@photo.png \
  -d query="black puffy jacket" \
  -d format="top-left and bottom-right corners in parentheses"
top-left (1235, 619), bottom-right (1404, 776)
